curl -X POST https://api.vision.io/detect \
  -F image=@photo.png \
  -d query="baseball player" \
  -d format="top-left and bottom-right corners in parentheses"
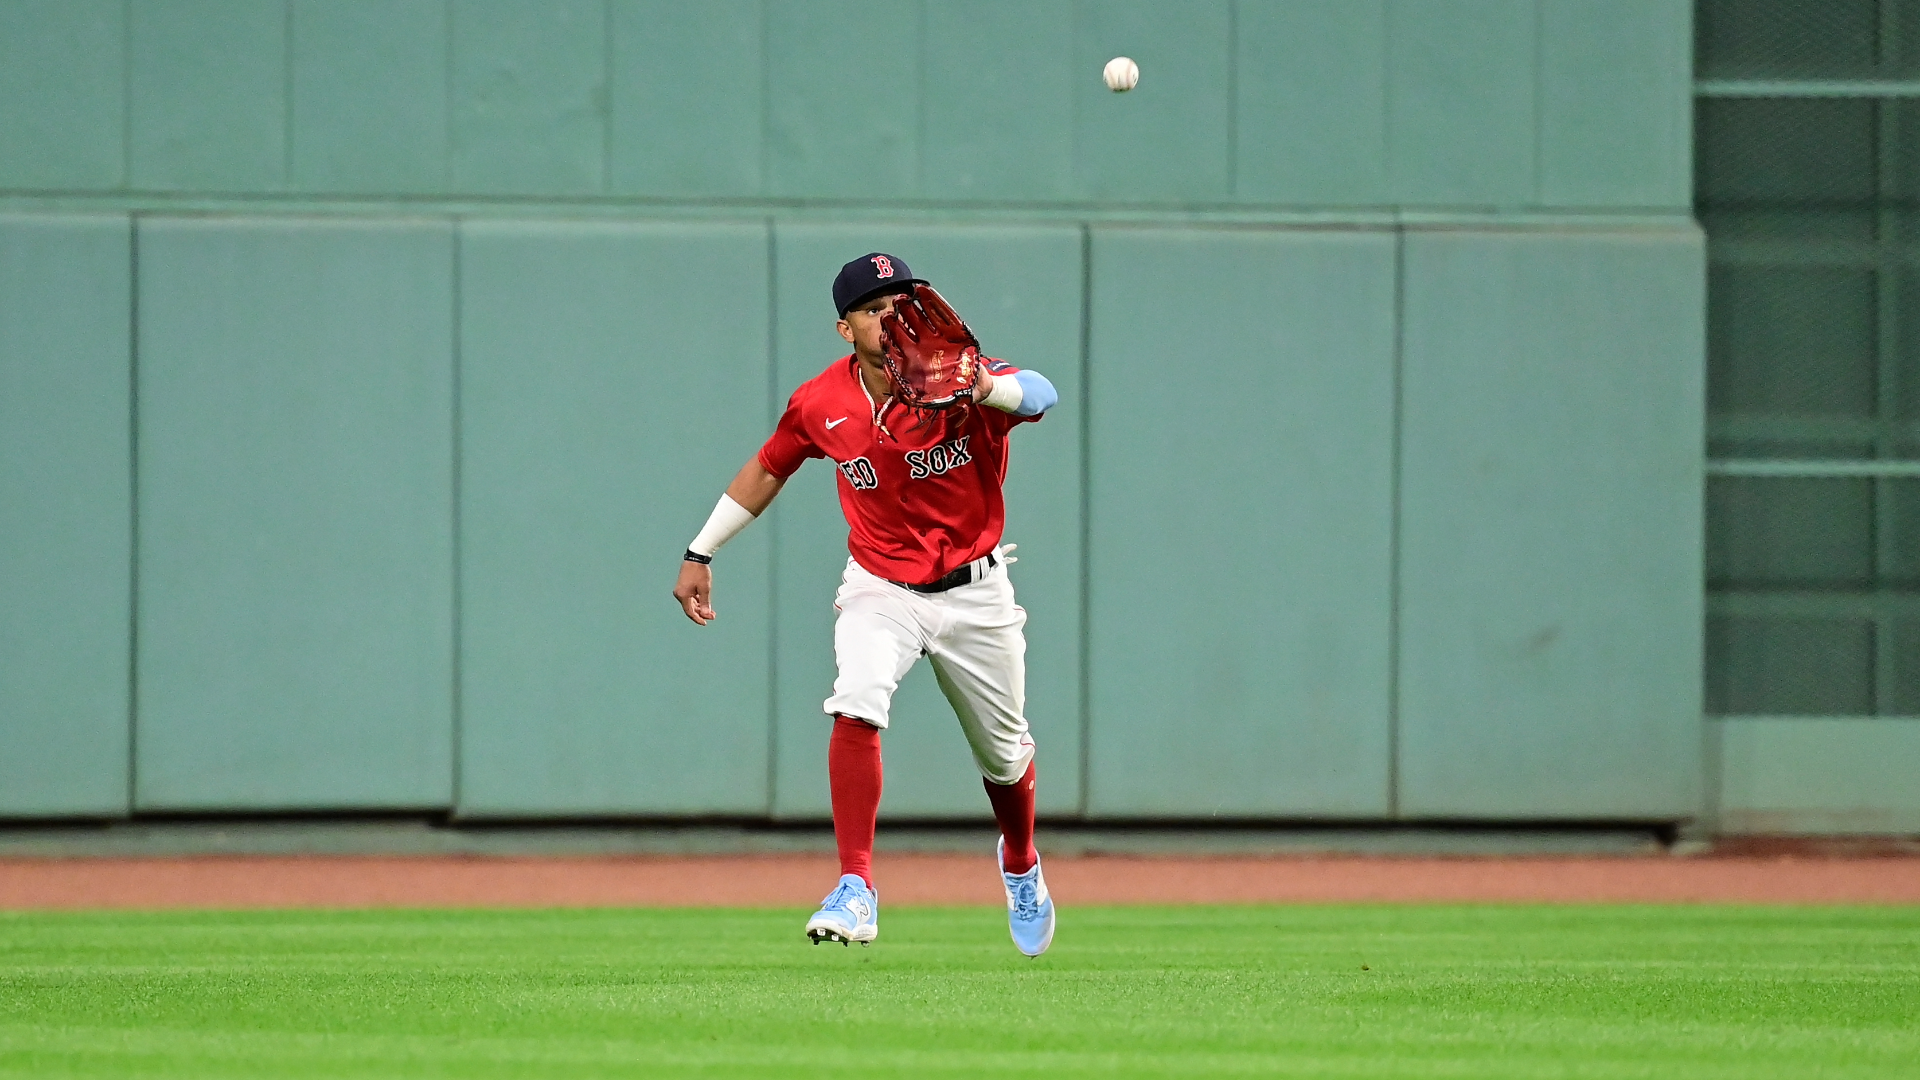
top-left (672, 253), bottom-right (1059, 956)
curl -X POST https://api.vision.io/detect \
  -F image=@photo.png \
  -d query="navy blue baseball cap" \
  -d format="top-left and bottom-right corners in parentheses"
top-left (833, 252), bottom-right (924, 316)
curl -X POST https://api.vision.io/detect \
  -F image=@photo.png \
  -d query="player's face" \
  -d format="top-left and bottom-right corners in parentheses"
top-left (836, 292), bottom-right (900, 358)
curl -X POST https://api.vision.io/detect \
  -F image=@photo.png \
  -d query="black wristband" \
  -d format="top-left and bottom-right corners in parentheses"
top-left (683, 549), bottom-right (712, 565)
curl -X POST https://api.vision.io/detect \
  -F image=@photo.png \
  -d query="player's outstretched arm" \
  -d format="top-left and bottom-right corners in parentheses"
top-left (721, 456), bottom-right (786, 515)
top-left (673, 458), bottom-right (785, 626)
top-left (975, 367), bottom-right (1058, 417)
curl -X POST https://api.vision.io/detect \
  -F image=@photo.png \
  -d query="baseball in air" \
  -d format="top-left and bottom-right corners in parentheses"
top-left (1103, 56), bottom-right (1139, 92)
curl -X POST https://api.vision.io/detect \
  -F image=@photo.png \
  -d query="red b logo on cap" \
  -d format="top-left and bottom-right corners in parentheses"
top-left (871, 255), bottom-right (894, 279)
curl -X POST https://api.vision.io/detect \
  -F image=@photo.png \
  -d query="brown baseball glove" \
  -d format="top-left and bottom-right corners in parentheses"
top-left (878, 283), bottom-right (980, 414)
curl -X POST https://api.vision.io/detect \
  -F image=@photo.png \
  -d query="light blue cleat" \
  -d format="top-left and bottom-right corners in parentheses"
top-left (805, 874), bottom-right (878, 946)
top-left (997, 837), bottom-right (1055, 957)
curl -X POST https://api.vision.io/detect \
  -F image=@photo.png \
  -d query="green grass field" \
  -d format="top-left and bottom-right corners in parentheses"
top-left (2, 905), bottom-right (1915, 1078)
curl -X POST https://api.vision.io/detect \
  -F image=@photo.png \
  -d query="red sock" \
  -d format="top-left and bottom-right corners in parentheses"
top-left (828, 715), bottom-right (883, 888)
top-left (984, 761), bottom-right (1038, 874)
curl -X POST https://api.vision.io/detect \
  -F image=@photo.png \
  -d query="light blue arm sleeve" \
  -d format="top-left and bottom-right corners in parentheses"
top-left (1011, 368), bottom-right (1058, 417)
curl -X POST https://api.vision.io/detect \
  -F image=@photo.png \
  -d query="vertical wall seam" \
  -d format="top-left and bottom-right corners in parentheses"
top-left (121, 0), bottom-right (133, 189)
top-left (1531, 0), bottom-right (1544, 208)
top-left (1678, 0), bottom-right (1695, 196)
top-left (1068, 1), bottom-right (1081, 199)
top-left (444, 0), bottom-right (456, 191)
top-left (1386, 225), bottom-right (1405, 819)
top-left (125, 213), bottom-right (140, 815)
top-left (758, 0), bottom-right (771, 197)
top-left (601, 0), bottom-right (614, 195)
top-left (1226, 0), bottom-right (1238, 199)
top-left (764, 216), bottom-right (779, 815)
top-left (915, 0), bottom-right (928, 194)
top-left (1699, 716), bottom-right (1723, 835)
top-left (282, 0), bottom-right (294, 188)
top-left (1076, 221), bottom-right (1093, 819)
top-left (1381, 0), bottom-right (1396, 207)
top-left (449, 219), bottom-right (464, 814)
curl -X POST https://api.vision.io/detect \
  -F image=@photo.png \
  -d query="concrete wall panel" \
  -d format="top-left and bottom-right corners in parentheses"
top-left (450, 0), bottom-right (606, 195)
top-left (1073, 0), bottom-right (1232, 202)
top-left (129, 0), bottom-right (287, 191)
top-left (1237, 0), bottom-right (1389, 205)
top-left (923, 0), bottom-right (1076, 201)
top-left (1086, 227), bottom-right (1397, 817)
top-left (1387, 0), bottom-right (1537, 207)
top-left (0, 0), bottom-right (124, 190)
top-left (766, 2), bottom-right (920, 200)
top-left (456, 220), bottom-right (772, 816)
top-left (1716, 718), bottom-right (1920, 834)
top-left (135, 218), bottom-right (455, 810)
top-left (610, 0), bottom-right (764, 197)
top-left (0, 215), bottom-right (131, 817)
top-left (290, 0), bottom-right (450, 194)
top-left (1539, 0), bottom-right (1692, 208)
top-left (1398, 229), bottom-right (1706, 818)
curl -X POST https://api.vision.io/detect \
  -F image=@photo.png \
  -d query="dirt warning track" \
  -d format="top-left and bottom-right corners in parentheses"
top-left (4, 853), bottom-right (1919, 909)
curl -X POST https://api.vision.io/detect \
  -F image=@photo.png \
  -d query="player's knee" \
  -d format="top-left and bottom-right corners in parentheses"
top-left (823, 683), bottom-right (895, 729)
top-left (976, 739), bottom-right (1035, 786)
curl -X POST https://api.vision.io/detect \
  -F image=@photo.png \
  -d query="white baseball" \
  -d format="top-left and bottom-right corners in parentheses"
top-left (1103, 56), bottom-right (1139, 93)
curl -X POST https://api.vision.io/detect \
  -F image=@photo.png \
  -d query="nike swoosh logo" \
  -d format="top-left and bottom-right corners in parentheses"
top-left (826, 417), bottom-right (848, 429)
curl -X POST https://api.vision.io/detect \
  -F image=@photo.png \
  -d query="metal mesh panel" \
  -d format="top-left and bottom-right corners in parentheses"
top-left (1706, 478), bottom-right (1920, 588)
top-left (1706, 478), bottom-right (1877, 587)
top-left (1894, 619), bottom-right (1920, 709)
top-left (1707, 264), bottom-right (1879, 420)
top-left (1699, 3), bottom-right (1920, 715)
top-left (1698, 0), bottom-right (1920, 79)
top-left (1696, 98), bottom-right (1878, 203)
top-left (1698, 94), bottom-right (1920, 455)
top-left (1703, 476), bottom-right (1920, 714)
top-left (1705, 615), bottom-right (1875, 714)
top-left (1901, 271), bottom-right (1920, 433)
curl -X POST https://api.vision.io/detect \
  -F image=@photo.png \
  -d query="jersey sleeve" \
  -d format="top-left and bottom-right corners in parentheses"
top-left (757, 386), bottom-right (824, 479)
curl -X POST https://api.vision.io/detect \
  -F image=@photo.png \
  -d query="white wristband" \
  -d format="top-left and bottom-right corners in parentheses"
top-left (979, 369), bottom-right (1024, 413)
top-left (688, 494), bottom-right (757, 558)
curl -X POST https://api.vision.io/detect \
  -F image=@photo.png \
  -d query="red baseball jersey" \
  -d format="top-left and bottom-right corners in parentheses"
top-left (759, 355), bottom-right (1042, 585)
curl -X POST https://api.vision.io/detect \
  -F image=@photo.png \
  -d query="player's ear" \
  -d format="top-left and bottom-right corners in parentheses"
top-left (835, 317), bottom-right (856, 345)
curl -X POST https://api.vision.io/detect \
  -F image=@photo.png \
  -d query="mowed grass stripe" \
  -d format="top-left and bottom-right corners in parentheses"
top-left (1, 905), bottom-right (1915, 1079)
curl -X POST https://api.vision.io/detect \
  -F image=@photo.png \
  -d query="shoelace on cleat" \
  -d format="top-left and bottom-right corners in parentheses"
top-left (820, 880), bottom-right (865, 913)
top-left (1008, 875), bottom-right (1041, 921)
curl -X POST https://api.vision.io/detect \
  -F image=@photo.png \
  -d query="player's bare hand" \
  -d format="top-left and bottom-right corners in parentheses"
top-left (673, 561), bottom-right (716, 625)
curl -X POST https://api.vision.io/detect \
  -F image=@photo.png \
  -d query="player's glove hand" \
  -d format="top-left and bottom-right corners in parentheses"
top-left (879, 283), bottom-right (981, 413)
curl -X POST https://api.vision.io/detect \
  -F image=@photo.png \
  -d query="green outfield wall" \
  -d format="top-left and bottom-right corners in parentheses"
top-left (1, 1), bottom-right (1883, 831)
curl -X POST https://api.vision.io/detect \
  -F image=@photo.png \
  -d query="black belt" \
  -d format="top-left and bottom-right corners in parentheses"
top-left (890, 551), bottom-right (998, 594)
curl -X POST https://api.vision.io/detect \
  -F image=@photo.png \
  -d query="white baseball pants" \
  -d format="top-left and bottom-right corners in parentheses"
top-left (822, 551), bottom-right (1035, 785)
